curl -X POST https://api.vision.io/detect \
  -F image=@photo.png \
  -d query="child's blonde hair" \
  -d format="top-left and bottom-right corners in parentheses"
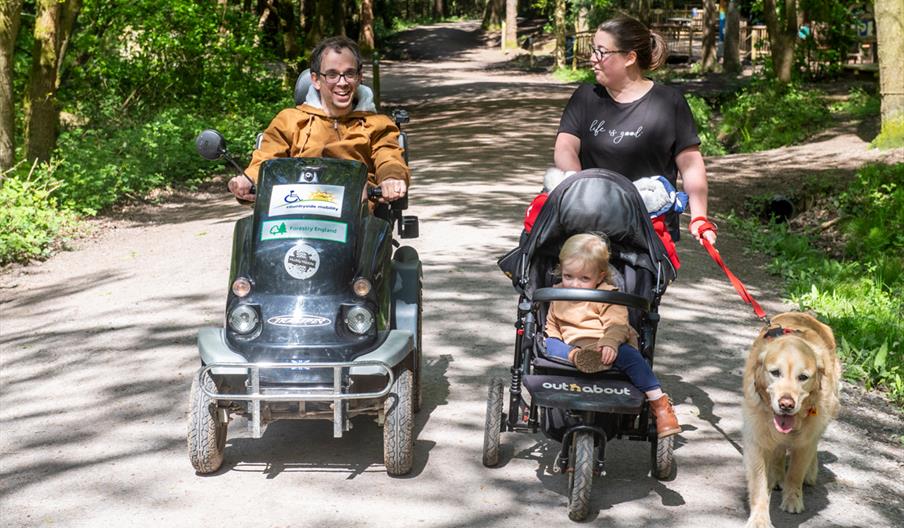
top-left (557, 233), bottom-right (611, 281)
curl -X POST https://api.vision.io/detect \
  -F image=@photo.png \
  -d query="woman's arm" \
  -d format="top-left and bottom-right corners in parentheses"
top-left (553, 133), bottom-right (583, 173)
top-left (676, 145), bottom-right (717, 244)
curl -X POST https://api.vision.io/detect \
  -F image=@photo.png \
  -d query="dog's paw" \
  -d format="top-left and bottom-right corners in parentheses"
top-left (780, 488), bottom-right (805, 513)
top-left (744, 513), bottom-right (774, 528)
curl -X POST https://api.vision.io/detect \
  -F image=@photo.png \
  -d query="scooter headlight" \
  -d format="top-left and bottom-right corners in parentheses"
top-left (228, 304), bottom-right (259, 334)
top-left (344, 306), bottom-right (374, 335)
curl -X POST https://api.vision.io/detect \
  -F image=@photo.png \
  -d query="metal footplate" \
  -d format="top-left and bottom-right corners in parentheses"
top-left (523, 374), bottom-right (645, 414)
top-left (198, 361), bottom-right (394, 439)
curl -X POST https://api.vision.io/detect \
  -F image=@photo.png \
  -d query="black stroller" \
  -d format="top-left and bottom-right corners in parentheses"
top-left (485, 169), bottom-right (678, 521)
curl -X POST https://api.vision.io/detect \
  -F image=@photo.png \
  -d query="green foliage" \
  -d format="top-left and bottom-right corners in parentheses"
top-left (553, 67), bottom-right (596, 84)
top-left (828, 87), bottom-right (881, 119)
top-left (719, 79), bottom-right (831, 152)
top-left (794, 0), bottom-right (859, 80)
top-left (31, 100), bottom-right (285, 216)
top-left (872, 117), bottom-right (904, 150)
top-left (838, 163), bottom-right (904, 262)
top-left (685, 95), bottom-right (727, 156)
top-left (0, 170), bottom-right (78, 266)
top-left (729, 163), bottom-right (904, 404)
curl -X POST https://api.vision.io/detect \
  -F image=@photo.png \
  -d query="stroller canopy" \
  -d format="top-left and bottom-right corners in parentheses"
top-left (518, 169), bottom-right (677, 296)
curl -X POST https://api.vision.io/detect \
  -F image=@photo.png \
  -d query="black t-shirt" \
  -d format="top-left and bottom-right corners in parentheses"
top-left (557, 83), bottom-right (700, 188)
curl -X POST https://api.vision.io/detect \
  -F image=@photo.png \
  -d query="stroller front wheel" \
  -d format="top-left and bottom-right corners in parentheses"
top-left (567, 431), bottom-right (595, 521)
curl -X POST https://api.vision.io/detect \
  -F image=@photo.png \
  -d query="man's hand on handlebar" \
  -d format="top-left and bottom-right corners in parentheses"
top-left (378, 178), bottom-right (407, 203)
top-left (228, 174), bottom-right (256, 203)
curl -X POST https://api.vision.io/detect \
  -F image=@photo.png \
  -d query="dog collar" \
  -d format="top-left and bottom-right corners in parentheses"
top-left (764, 325), bottom-right (797, 339)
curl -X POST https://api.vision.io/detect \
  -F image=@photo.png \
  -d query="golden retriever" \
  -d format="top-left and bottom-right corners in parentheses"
top-left (742, 312), bottom-right (841, 528)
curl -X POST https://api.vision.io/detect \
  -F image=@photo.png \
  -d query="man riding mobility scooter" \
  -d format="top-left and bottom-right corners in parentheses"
top-left (486, 169), bottom-right (678, 520)
top-left (187, 73), bottom-right (422, 476)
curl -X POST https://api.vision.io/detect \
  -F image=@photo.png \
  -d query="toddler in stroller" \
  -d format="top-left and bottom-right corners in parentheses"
top-left (484, 169), bottom-right (679, 521)
top-left (545, 232), bottom-right (679, 439)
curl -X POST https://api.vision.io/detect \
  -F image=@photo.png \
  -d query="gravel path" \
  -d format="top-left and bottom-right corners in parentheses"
top-left (1, 21), bottom-right (902, 528)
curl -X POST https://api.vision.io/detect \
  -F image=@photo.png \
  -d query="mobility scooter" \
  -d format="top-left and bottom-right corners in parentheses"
top-left (188, 73), bottom-right (422, 476)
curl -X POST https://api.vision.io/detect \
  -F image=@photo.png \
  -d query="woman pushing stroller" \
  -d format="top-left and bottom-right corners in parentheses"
top-left (545, 233), bottom-right (680, 439)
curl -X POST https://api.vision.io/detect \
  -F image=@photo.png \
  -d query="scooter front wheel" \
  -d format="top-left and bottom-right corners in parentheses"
top-left (384, 369), bottom-right (414, 476)
top-left (187, 370), bottom-right (227, 474)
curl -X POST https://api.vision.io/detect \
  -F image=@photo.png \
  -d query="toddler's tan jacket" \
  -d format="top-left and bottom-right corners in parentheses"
top-left (545, 282), bottom-right (640, 352)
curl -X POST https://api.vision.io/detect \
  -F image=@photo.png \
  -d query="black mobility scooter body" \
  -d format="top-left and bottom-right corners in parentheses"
top-left (188, 117), bottom-right (422, 477)
top-left (485, 170), bottom-right (678, 521)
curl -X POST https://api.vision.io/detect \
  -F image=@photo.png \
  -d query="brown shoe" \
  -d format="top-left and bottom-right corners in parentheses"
top-left (649, 395), bottom-right (681, 438)
top-left (571, 346), bottom-right (604, 373)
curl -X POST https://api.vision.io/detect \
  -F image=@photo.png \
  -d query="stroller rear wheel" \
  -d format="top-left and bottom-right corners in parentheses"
top-left (482, 377), bottom-right (505, 467)
top-left (650, 432), bottom-right (675, 480)
top-left (567, 431), bottom-right (595, 521)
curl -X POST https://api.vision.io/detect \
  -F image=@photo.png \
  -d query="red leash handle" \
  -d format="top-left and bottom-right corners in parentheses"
top-left (701, 237), bottom-right (768, 320)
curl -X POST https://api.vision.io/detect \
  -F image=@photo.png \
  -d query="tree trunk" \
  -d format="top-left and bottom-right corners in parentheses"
top-left (631, 0), bottom-right (652, 26)
top-left (762, 0), bottom-right (797, 83)
top-left (0, 0), bottom-right (23, 171)
top-left (504, 0), bottom-right (517, 49)
top-left (334, 0), bottom-right (346, 37)
top-left (554, 0), bottom-right (565, 69)
top-left (701, 0), bottom-right (717, 71)
top-left (575, 4), bottom-right (589, 33)
top-left (359, 0), bottom-right (375, 53)
top-left (482, 0), bottom-right (502, 29)
top-left (434, 0), bottom-right (443, 18)
top-left (55, 0), bottom-right (81, 90)
top-left (876, 0), bottom-right (904, 127)
top-left (723, 0), bottom-right (740, 73)
top-left (25, 0), bottom-right (68, 163)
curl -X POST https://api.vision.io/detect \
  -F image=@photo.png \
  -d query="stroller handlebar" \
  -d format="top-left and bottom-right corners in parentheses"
top-left (532, 287), bottom-right (650, 312)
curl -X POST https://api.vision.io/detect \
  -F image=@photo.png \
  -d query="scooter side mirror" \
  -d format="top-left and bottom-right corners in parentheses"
top-left (196, 129), bottom-right (227, 160)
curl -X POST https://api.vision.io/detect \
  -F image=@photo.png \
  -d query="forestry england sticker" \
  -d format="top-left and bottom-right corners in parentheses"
top-left (268, 184), bottom-right (345, 218)
top-left (283, 242), bottom-right (320, 279)
top-left (261, 219), bottom-right (348, 243)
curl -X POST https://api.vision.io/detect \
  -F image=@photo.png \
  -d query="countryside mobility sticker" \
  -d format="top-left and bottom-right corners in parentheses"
top-left (268, 184), bottom-right (345, 218)
top-left (261, 219), bottom-right (348, 243)
top-left (283, 242), bottom-right (320, 279)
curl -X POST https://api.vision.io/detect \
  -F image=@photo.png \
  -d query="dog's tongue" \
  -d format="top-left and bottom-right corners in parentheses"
top-left (773, 414), bottom-right (794, 434)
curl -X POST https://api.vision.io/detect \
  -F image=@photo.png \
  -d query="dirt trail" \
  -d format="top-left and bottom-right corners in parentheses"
top-left (1, 20), bottom-right (902, 528)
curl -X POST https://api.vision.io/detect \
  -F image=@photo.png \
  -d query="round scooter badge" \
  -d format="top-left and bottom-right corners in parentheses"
top-left (284, 242), bottom-right (320, 279)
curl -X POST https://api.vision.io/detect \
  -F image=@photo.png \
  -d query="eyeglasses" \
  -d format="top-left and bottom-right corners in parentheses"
top-left (315, 69), bottom-right (361, 84)
top-left (590, 47), bottom-right (627, 60)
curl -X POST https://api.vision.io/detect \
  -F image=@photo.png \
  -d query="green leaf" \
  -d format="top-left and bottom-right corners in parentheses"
top-left (873, 341), bottom-right (888, 371)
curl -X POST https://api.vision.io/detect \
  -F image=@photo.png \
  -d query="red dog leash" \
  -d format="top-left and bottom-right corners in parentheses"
top-left (692, 216), bottom-right (768, 320)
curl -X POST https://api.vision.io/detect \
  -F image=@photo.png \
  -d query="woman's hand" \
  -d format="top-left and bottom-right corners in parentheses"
top-left (690, 216), bottom-right (718, 245)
